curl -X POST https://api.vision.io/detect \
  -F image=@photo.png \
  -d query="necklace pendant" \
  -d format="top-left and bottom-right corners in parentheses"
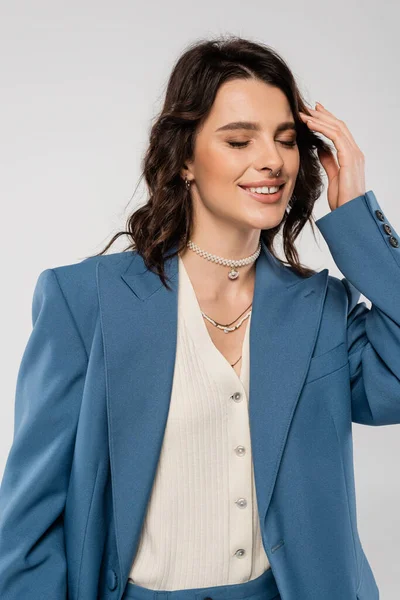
top-left (228, 268), bottom-right (239, 280)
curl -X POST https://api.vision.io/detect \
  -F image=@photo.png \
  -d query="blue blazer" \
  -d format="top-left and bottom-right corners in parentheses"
top-left (0, 190), bottom-right (398, 600)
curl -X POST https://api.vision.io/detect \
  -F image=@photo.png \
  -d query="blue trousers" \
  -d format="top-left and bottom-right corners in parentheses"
top-left (122, 568), bottom-right (280, 600)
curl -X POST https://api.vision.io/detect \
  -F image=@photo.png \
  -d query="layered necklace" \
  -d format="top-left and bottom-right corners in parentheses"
top-left (185, 239), bottom-right (261, 368)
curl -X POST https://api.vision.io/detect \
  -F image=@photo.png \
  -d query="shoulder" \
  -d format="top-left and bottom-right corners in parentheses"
top-left (326, 273), bottom-right (361, 313)
top-left (49, 250), bottom-right (133, 291)
top-left (318, 272), bottom-right (362, 328)
top-left (286, 263), bottom-right (361, 317)
top-left (35, 251), bottom-right (136, 345)
top-left (285, 261), bottom-right (347, 301)
top-left (53, 248), bottom-right (136, 299)
top-left (52, 249), bottom-right (133, 276)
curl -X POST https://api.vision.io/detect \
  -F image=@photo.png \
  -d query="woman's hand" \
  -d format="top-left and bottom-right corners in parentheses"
top-left (299, 103), bottom-right (366, 211)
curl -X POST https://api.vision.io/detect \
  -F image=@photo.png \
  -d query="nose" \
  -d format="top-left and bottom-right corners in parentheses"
top-left (255, 145), bottom-right (284, 174)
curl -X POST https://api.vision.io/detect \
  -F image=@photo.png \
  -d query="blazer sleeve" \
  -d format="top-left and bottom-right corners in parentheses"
top-left (0, 268), bottom-right (88, 599)
top-left (315, 189), bottom-right (400, 426)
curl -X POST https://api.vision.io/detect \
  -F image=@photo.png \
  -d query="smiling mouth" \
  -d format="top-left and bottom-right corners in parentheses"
top-left (238, 183), bottom-right (286, 203)
top-left (239, 183), bottom-right (285, 192)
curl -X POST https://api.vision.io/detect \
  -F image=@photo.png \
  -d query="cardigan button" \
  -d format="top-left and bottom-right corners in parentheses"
top-left (375, 209), bottom-right (385, 221)
top-left (236, 497), bottom-right (247, 508)
top-left (389, 236), bottom-right (399, 248)
top-left (106, 568), bottom-right (118, 591)
top-left (383, 223), bottom-right (392, 235)
top-left (235, 445), bottom-right (246, 456)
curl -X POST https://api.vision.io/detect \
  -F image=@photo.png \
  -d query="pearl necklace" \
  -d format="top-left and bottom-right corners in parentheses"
top-left (186, 239), bottom-right (261, 280)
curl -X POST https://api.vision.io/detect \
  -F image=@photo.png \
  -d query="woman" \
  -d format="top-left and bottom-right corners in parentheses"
top-left (0, 35), bottom-right (397, 600)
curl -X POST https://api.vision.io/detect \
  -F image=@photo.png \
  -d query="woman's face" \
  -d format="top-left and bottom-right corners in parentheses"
top-left (183, 78), bottom-right (300, 233)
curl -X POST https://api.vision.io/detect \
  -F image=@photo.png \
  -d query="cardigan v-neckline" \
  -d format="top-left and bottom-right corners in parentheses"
top-left (178, 254), bottom-right (251, 394)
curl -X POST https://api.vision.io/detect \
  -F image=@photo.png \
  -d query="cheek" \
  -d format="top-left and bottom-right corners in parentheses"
top-left (196, 145), bottom-right (241, 183)
top-left (291, 148), bottom-right (301, 173)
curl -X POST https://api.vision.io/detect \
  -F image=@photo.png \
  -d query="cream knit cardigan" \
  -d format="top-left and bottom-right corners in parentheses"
top-left (128, 255), bottom-right (270, 590)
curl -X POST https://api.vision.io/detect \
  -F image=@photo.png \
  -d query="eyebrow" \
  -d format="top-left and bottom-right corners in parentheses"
top-left (215, 120), bottom-right (297, 133)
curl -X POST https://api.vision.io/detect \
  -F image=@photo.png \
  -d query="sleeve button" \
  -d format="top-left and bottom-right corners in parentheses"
top-left (389, 236), bottom-right (399, 248)
top-left (375, 209), bottom-right (385, 221)
top-left (383, 223), bottom-right (392, 235)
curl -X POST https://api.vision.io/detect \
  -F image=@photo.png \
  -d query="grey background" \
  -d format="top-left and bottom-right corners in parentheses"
top-left (1, 1), bottom-right (399, 596)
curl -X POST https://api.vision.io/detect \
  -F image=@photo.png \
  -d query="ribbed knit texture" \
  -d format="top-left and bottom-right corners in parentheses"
top-left (128, 255), bottom-right (270, 589)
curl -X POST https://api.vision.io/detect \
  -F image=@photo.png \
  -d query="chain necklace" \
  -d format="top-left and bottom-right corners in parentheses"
top-left (201, 302), bottom-right (252, 333)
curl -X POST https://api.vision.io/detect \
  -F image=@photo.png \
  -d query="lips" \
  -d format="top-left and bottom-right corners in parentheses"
top-left (239, 183), bottom-right (285, 192)
top-left (239, 179), bottom-right (286, 189)
top-left (239, 182), bottom-right (286, 204)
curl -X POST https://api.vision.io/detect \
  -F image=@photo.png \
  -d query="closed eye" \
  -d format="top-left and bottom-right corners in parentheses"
top-left (228, 140), bottom-right (297, 148)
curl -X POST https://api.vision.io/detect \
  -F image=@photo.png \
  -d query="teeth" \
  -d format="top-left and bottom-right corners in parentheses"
top-left (246, 185), bottom-right (281, 194)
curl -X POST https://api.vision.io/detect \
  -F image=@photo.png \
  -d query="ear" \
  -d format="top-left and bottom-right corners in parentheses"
top-left (180, 161), bottom-right (195, 182)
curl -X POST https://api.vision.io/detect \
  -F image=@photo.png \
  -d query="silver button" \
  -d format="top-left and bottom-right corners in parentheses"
top-left (234, 548), bottom-right (246, 558)
top-left (235, 445), bottom-right (246, 456)
top-left (235, 498), bottom-right (247, 509)
top-left (231, 392), bottom-right (242, 402)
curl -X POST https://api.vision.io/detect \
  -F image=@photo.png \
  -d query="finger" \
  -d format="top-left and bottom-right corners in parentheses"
top-left (305, 106), bottom-right (360, 150)
top-left (304, 117), bottom-right (353, 160)
top-left (315, 107), bottom-right (359, 148)
top-left (299, 111), bottom-right (357, 151)
top-left (318, 147), bottom-right (339, 182)
top-left (305, 116), bottom-right (344, 138)
top-left (307, 107), bottom-right (338, 125)
top-left (299, 108), bottom-right (348, 137)
top-left (314, 103), bottom-right (334, 116)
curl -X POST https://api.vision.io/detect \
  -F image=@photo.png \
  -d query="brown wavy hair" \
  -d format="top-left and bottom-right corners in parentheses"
top-left (89, 35), bottom-right (333, 290)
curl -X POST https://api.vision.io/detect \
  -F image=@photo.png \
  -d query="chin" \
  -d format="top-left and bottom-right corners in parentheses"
top-left (244, 212), bottom-right (285, 232)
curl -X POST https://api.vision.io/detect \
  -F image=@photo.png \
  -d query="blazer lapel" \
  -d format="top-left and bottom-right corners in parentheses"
top-left (96, 241), bottom-right (329, 588)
